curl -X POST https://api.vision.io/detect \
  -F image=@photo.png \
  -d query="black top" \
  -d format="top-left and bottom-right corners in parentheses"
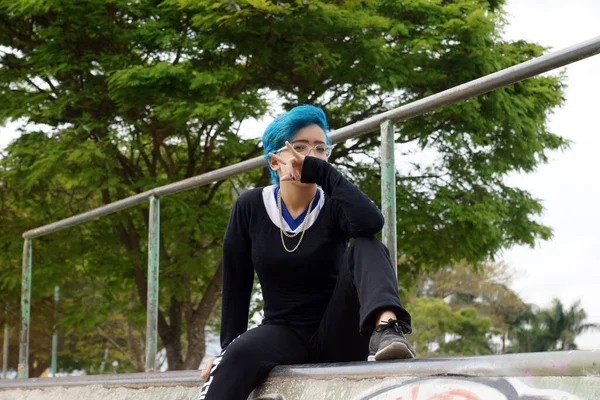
top-left (220, 157), bottom-right (384, 350)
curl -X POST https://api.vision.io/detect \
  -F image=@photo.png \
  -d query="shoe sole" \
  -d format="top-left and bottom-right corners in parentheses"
top-left (367, 342), bottom-right (416, 362)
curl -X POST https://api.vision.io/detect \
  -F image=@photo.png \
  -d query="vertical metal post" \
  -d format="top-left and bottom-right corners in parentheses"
top-left (18, 239), bottom-right (32, 378)
top-left (145, 196), bottom-right (160, 372)
top-left (2, 304), bottom-right (8, 379)
top-left (380, 120), bottom-right (398, 279)
top-left (99, 347), bottom-right (108, 374)
top-left (51, 285), bottom-right (59, 377)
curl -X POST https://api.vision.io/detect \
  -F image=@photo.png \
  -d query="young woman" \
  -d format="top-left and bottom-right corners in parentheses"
top-left (198, 105), bottom-right (415, 400)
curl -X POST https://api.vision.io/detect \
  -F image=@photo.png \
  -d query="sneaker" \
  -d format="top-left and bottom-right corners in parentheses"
top-left (368, 318), bottom-right (416, 361)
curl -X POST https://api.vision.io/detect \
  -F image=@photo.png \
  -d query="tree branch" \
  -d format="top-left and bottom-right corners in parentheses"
top-left (199, 128), bottom-right (220, 174)
top-left (96, 326), bottom-right (139, 370)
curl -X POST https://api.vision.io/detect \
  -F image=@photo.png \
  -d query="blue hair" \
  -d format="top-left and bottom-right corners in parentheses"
top-left (262, 105), bottom-right (331, 185)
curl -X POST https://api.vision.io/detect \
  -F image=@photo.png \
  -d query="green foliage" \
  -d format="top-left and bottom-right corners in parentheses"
top-left (407, 297), bottom-right (498, 357)
top-left (412, 261), bottom-right (526, 348)
top-left (407, 264), bottom-right (598, 356)
top-left (405, 262), bottom-right (516, 357)
top-left (0, 0), bottom-right (567, 373)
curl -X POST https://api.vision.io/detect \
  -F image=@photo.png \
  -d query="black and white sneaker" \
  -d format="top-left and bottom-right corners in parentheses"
top-left (368, 318), bottom-right (416, 361)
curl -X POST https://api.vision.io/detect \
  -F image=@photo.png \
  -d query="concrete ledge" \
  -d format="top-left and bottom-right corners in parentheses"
top-left (0, 369), bottom-right (202, 390)
top-left (270, 350), bottom-right (600, 379)
top-left (0, 351), bottom-right (599, 400)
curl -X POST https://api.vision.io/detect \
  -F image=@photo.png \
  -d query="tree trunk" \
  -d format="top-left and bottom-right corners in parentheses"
top-left (183, 259), bottom-right (223, 369)
top-left (163, 336), bottom-right (184, 370)
top-left (163, 295), bottom-right (185, 370)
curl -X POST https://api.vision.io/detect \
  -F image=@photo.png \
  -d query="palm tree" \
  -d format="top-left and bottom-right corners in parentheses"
top-left (509, 304), bottom-right (556, 353)
top-left (540, 298), bottom-right (599, 350)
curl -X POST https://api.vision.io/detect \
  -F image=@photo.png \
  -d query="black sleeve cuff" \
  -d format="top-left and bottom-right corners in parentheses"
top-left (300, 156), bottom-right (335, 186)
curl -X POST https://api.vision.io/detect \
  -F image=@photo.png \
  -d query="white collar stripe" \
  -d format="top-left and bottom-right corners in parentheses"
top-left (262, 185), bottom-right (325, 234)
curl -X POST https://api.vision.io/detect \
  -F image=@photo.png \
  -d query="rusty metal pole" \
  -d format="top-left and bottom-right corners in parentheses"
top-left (18, 239), bottom-right (32, 378)
top-left (2, 304), bottom-right (8, 379)
top-left (51, 285), bottom-right (59, 377)
top-left (145, 196), bottom-right (160, 372)
top-left (380, 120), bottom-right (398, 279)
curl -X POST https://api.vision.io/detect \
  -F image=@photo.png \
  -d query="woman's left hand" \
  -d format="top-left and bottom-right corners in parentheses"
top-left (269, 141), bottom-right (306, 182)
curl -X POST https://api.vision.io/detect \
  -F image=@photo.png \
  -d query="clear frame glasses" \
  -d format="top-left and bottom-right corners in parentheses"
top-left (275, 142), bottom-right (335, 158)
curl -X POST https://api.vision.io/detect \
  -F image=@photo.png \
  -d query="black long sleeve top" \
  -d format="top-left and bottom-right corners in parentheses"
top-left (220, 157), bottom-right (384, 350)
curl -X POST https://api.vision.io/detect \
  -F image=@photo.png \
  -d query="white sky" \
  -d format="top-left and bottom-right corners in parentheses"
top-left (501, 0), bottom-right (600, 349)
top-left (1, 0), bottom-right (599, 349)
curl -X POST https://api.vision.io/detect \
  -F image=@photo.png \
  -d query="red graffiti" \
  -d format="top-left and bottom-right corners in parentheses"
top-left (427, 389), bottom-right (481, 400)
top-left (394, 385), bottom-right (480, 400)
top-left (395, 383), bottom-right (420, 400)
top-left (412, 385), bottom-right (420, 399)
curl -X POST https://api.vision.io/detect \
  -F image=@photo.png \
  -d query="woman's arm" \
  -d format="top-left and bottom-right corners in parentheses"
top-left (301, 156), bottom-right (384, 238)
top-left (220, 196), bottom-right (254, 351)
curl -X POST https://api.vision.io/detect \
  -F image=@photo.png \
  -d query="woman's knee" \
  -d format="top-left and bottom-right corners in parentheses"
top-left (350, 236), bottom-right (388, 255)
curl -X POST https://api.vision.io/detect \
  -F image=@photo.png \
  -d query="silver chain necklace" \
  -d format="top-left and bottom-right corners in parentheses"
top-left (278, 189), bottom-right (315, 253)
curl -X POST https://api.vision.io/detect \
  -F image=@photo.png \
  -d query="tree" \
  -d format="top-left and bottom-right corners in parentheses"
top-left (406, 297), bottom-right (499, 357)
top-left (410, 264), bottom-right (599, 354)
top-left (1, 0), bottom-right (566, 373)
top-left (405, 297), bottom-right (454, 356)
top-left (545, 299), bottom-right (599, 350)
top-left (507, 299), bottom-right (599, 353)
top-left (507, 304), bottom-right (554, 353)
top-left (411, 261), bottom-right (527, 353)
top-left (536, 299), bottom-right (597, 351)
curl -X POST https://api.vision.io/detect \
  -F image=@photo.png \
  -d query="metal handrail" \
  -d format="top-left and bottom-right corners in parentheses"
top-left (15, 35), bottom-right (600, 378)
top-left (22, 34), bottom-right (600, 240)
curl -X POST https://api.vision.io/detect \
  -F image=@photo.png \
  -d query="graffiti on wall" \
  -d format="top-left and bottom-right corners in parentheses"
top-left (354, 376), bottom-right (582, 400)
top-left (254, 375), bottom-right (583, 400)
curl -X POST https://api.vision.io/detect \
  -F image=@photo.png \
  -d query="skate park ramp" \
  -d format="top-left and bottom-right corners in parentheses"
top-left (0, 350), bottom-right (599, 399)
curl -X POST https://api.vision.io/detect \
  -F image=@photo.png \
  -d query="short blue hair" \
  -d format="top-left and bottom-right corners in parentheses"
top-left (262, 105), bottom-right (331, 185)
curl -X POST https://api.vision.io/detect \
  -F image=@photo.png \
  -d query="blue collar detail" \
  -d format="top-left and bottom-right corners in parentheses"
top-left (274, 187), bottom-right (320, 231)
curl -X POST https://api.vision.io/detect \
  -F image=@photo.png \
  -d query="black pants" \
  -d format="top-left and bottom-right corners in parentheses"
top-left (199, 236), bottom-right (411, 400)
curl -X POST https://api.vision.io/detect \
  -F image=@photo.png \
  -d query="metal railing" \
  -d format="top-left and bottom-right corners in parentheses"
top-left (2, 305), bottom-right (8, 379)
top-left (14, 35), bottom-right (600, 378)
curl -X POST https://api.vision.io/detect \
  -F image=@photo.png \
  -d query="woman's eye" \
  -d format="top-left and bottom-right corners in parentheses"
top-left (293, 145), bottom-right (307, 152)
top-left (315, 147), bottom-right (326, 153)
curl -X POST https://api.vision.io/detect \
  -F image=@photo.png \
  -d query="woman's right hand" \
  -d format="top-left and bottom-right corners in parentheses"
top-left (200, 357), bottom-right (216, 380)
top-left (269, 141), bottom-right (307, 182)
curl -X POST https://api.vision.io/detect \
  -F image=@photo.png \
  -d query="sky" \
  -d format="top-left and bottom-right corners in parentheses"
top-left (500, 0), bottom-right (600, 349)
top-left (1, 0), bottom-right (599, 350)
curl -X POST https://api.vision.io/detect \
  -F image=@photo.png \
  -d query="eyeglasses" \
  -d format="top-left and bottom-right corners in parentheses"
top-left (275, 142), bottom-right (335, 158)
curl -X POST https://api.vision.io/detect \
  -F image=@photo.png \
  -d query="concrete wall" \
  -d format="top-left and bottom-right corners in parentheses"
top-left (252, 375), bottom-right (599, 400)
top-left (1, 350), bottom-right (599, 400)
top-left (1, 376), bottom-right (596, 400)
top-left (0, 385), bottom-right (197, 400)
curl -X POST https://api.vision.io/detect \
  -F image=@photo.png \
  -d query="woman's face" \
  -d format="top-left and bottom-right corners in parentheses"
top-left (270, 124), bottom-right (329, 184)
